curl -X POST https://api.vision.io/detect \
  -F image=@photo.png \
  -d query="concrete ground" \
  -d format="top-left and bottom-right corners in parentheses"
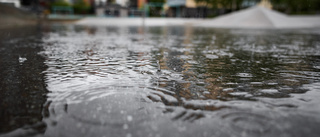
top-left (0, 3), bottom-right (36, 28)
top-left (75, 17), bottom-right (202, 26)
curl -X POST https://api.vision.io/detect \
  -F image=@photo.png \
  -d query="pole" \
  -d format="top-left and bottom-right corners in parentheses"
top-left (142, 4), bottom-right (145, 27)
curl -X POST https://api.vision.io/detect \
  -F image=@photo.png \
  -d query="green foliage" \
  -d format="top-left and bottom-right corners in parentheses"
top-left (149, 7), bottom-right (163, 17)
top-left (148, 0), bottom-right (165, 17)
top-left (51, 0), bottom-right (91, 14)
top-left (148, 0), bottom-right (165, 3)
top-left (73, 0), bottom-right (90, 14)
top-left (195, 0), bottom-right (320, 15)
top-left (195, 0), bottom-right (218, 8)
top-left (270, 0), bottom-right (320, 14)
top-left (195, 0), bottom-right (244, 10)
top-left (51, 0), bottom-right (71, 7)
top-left (107, 0), bottom-right (116, 4)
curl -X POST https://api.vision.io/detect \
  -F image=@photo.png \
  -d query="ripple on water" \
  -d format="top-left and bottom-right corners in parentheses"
top-left (37, 26), bottom-right (320, 136)
top-left (65, 92), bottom-right (147, 126)
top-left (221, 112), bottom-right (277, 134)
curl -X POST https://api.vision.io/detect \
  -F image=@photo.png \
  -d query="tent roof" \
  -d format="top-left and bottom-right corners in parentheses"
top-left (199, 6), bottom-right (320, 29)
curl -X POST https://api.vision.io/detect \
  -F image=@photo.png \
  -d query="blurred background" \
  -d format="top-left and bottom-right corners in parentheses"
top-left (1, 0), bottom-right (320, 20)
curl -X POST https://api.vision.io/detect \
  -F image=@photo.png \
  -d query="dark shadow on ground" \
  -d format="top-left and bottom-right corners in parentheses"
top-left (0, 25), bottom-right (48, 136)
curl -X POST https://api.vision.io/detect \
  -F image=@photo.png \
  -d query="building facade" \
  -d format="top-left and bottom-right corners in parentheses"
top-left (0, 0), bottom-right (20, 8)
top-left (165, 0), bottom-right (208, 18)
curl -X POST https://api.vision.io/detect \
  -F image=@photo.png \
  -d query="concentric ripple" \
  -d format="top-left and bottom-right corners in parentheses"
top-left (221, 112), bottom-right (275, 133)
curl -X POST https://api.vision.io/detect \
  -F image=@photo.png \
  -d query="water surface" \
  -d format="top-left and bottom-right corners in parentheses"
top-left (1, 25), bottom-right (320, 137)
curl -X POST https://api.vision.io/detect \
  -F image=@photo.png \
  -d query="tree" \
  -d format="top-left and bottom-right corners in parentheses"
top-left (107, 0), bottom-right (116, 5)
top-left (73, 0), bottom-right (90, 14)
top-left (51, 0), bottom-right (71, 7)
top-left (270, 0), bottom-right (320, 14)
top-left (195, 0), bottom-right (219, 8)
top-left (195, 0), bottom-right (245, 11)
top-left (148, 0), bottom-right (165, 2)
top-left (148, 0), bottom-right (165, 17)
top-left (235, 0), bottom-right (244, 10)
top-left (195, 0), bottom-right (320, 15)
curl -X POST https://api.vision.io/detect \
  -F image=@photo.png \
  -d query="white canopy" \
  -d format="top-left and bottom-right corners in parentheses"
top-left (199, 6), bottom-right (320, 29)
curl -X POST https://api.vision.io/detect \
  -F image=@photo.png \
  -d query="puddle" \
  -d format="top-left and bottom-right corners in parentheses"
top-left (1, 25), bottom-right (320, 137)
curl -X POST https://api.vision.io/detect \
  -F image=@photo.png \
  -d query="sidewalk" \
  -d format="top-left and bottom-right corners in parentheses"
top-left (75, 17), bottom-right (201, 26)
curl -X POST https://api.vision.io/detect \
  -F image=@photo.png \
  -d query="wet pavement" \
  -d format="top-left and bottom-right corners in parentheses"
top-left (1, 24), bottom-right (320, 137)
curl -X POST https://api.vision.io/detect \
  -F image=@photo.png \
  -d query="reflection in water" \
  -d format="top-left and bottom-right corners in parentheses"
top-left (1, 24), bottom-right (320, 137)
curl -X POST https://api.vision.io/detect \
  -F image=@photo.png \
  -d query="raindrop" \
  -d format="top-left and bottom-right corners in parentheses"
top-left (126, 133), bottom-right (132, 137)
top-left (123, 124), bottom-right (128, 130)
top-left (260, 89), bottom-right (278, 94)
top-left (19, 56), bottom-right (27, 64)
top-left (127, 115), bottom-right (133, 122)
